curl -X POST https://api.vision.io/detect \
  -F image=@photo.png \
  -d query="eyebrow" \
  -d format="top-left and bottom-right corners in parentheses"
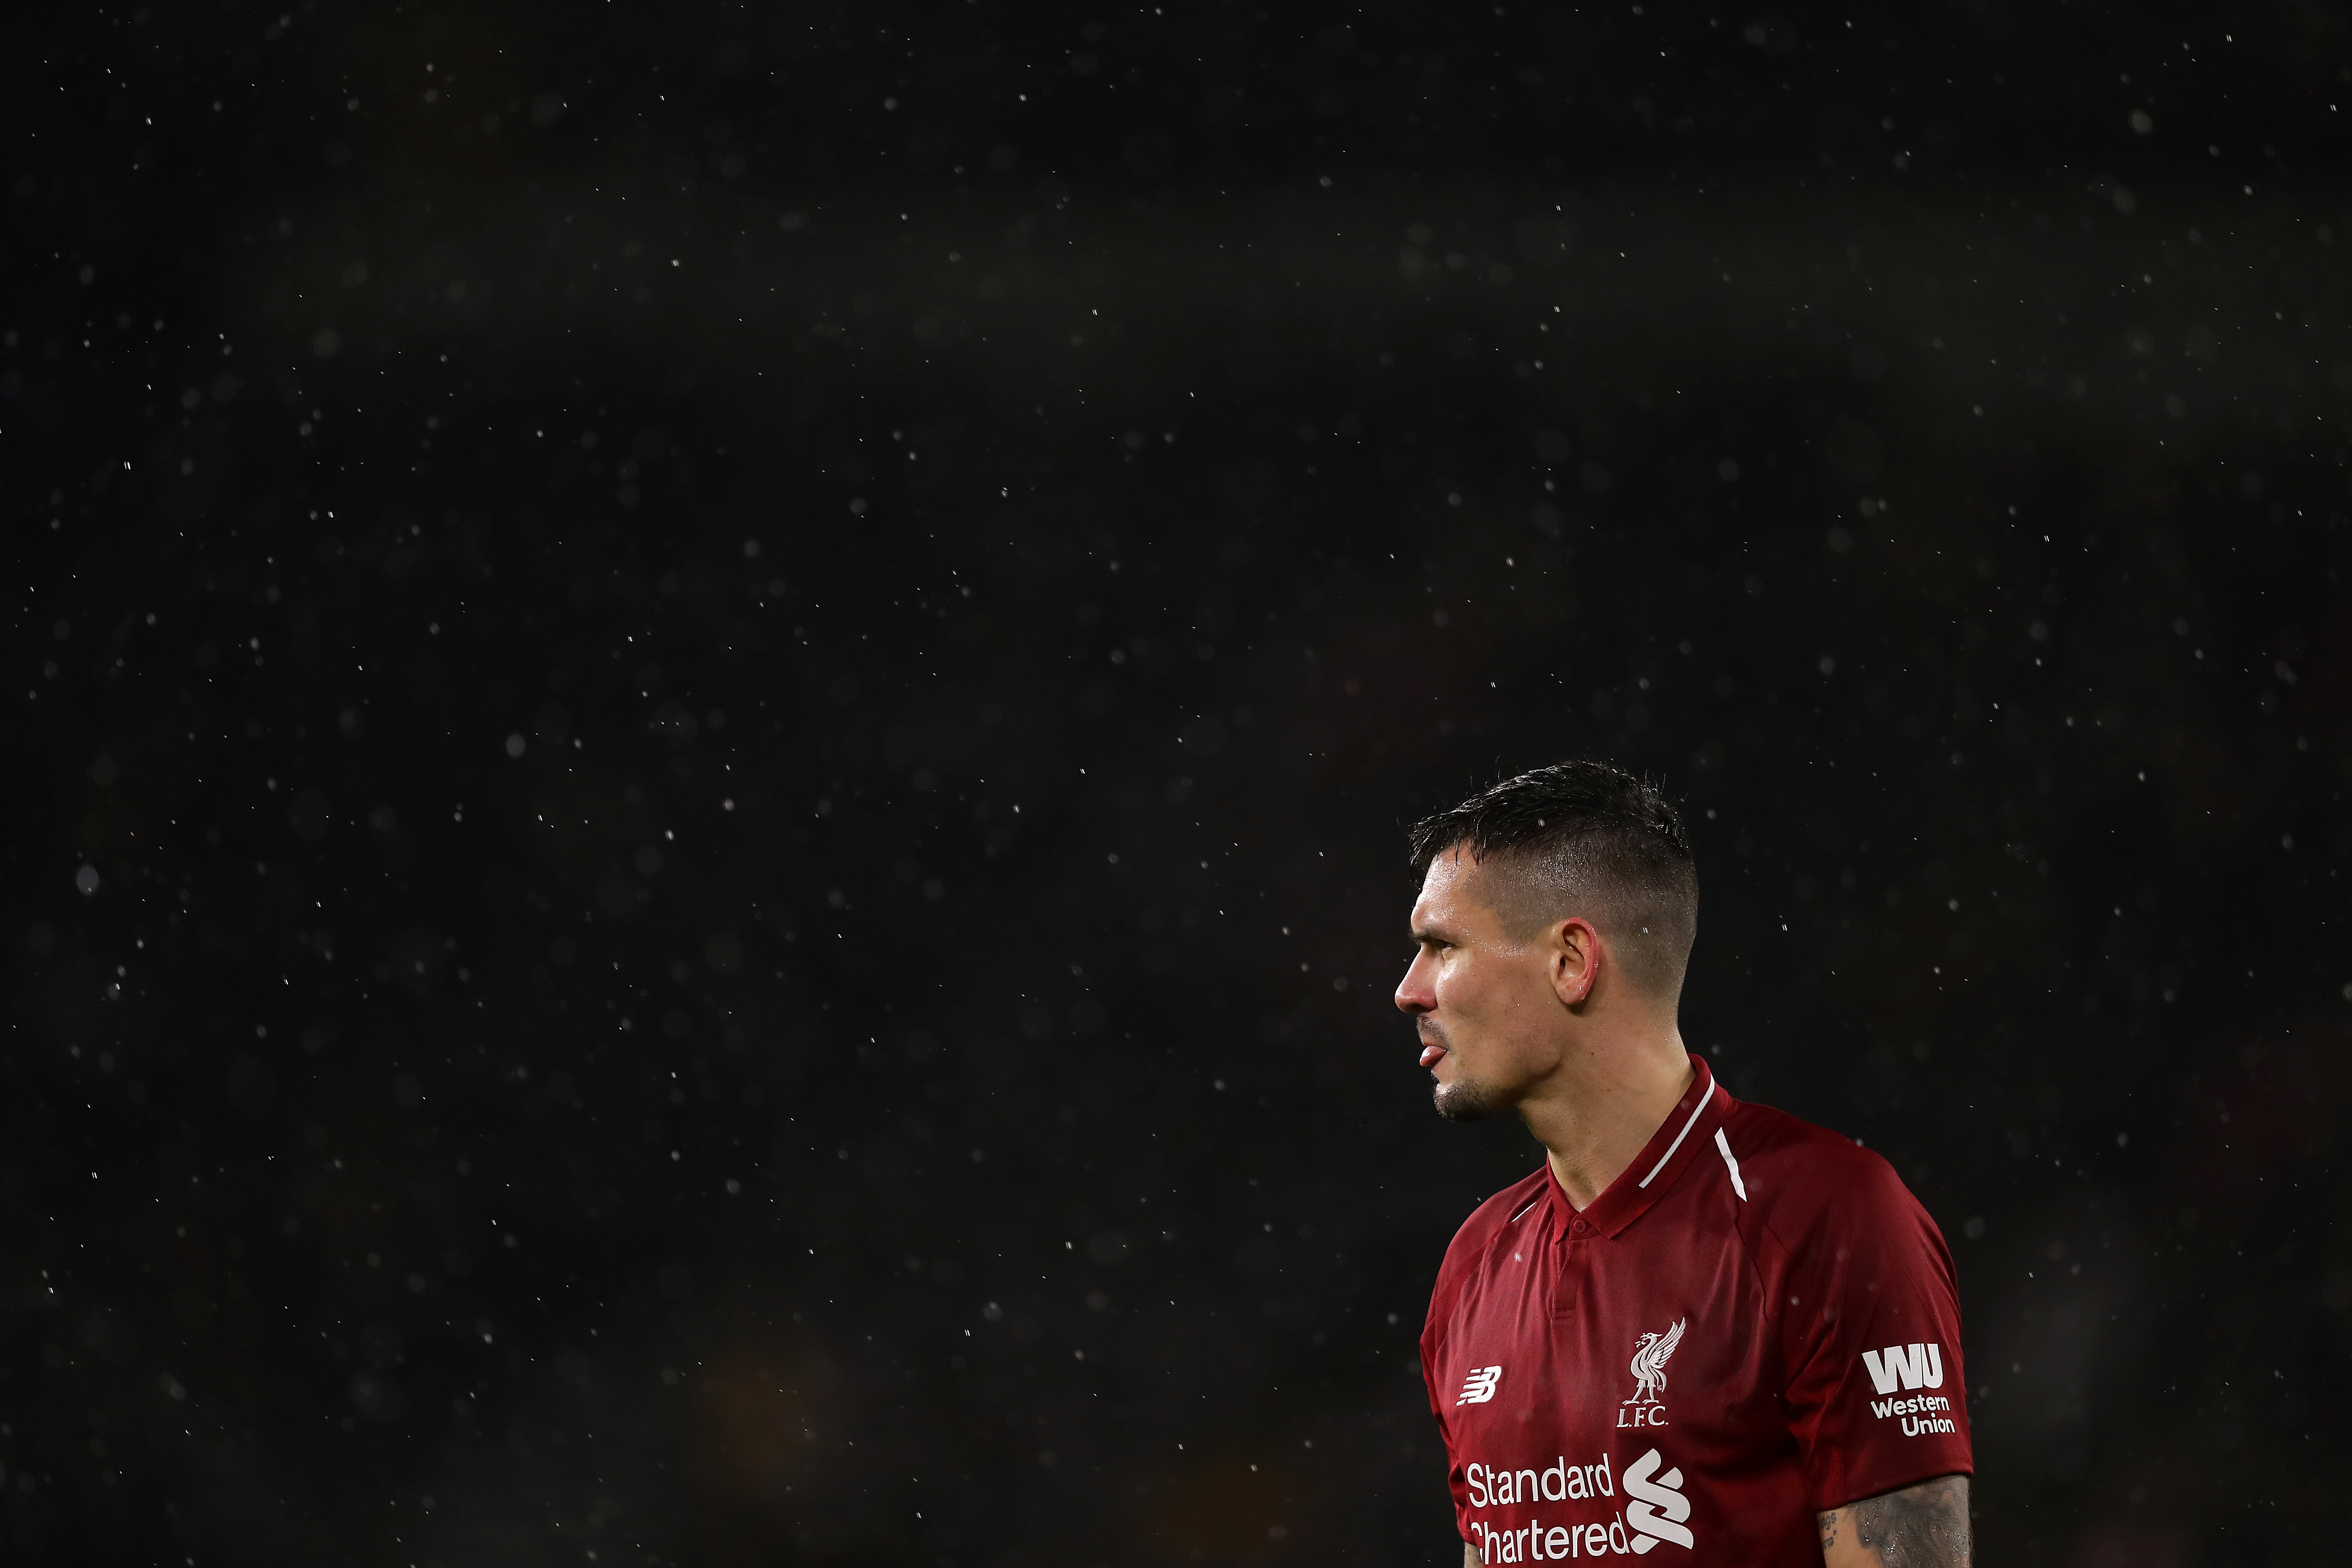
top-left (1409, 923), bottom-right (1457, 945)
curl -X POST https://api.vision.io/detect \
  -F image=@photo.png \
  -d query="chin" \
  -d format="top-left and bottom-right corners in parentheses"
top-left (1432, 1077), bottom-right (1500, 1122)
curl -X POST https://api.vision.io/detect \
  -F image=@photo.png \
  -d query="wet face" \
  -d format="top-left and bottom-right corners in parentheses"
top-left (1393, 847), bottom-right (1575, 1121)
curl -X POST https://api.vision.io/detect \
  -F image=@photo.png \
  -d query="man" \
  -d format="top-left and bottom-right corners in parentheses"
top-left (1395, 763), bottom-right (1972, 1567)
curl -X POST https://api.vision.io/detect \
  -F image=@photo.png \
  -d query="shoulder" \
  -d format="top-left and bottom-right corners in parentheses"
top-left (1721, 1100), bottom-right (1936, 1246)
top-left (1430, 1168), bottom-right (1550, 1298)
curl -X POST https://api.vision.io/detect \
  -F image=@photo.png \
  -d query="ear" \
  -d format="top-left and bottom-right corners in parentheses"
top-left (1549, 917), bottom-right (1602, 1007)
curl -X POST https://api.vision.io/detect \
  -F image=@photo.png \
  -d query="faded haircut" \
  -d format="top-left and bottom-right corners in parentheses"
top-left (1407, 761), bottom-right (1699, 1000)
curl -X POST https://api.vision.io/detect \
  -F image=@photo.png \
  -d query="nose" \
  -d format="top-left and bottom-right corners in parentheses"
top-left (1395, 948), bottom-right (1433, 1016)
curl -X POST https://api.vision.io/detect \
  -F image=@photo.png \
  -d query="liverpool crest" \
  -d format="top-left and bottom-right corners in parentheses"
top-left (1618, 1318), bottom-right (1685, 1427)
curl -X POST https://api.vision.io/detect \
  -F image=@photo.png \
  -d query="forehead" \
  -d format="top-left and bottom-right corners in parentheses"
top-left (1411, 847), bottom-right (1505, 933)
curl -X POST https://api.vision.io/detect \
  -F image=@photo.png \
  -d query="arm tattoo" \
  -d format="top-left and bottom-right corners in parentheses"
top-left (1817, 1507), bottom-right (1841, 1554)
top-left (1842, 1475), bottom-right (1970, 1568)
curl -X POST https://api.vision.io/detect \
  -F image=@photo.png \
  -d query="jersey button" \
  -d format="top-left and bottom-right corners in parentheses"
top-left (1571, 1219), bottom-right (1588, 1234)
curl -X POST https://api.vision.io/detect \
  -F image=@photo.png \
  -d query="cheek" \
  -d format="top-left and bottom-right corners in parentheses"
top-left (1435, 962), bottom-right (1486, 1017)
top-left (1443, 962), bottom-right (1544, 1034)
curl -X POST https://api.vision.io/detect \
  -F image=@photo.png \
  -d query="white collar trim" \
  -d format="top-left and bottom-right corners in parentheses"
top-left (1637, 1065), bottom-right (1719, 1190)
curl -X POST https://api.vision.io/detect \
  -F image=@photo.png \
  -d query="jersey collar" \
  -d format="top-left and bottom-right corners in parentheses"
top-left (1552, 1052), bottom-right (1733, 1239)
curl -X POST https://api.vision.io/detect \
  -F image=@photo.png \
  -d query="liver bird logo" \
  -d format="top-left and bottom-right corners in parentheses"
top-left (1623, 1318), bottom-right (1686, 1406)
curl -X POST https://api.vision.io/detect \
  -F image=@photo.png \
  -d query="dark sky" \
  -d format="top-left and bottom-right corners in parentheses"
top-left (6, 3), bottom-right (2348, 1565)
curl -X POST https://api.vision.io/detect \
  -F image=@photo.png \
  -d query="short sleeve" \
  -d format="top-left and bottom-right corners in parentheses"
top-left (1774, 1153), bottom-right (1973, 1510)
top-left (1420, 1289), bottom-right (1473, 1540)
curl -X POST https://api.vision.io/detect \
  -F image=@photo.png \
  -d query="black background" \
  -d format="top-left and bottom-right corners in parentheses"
top-left (6, 2), bottom-right (2349, 1564)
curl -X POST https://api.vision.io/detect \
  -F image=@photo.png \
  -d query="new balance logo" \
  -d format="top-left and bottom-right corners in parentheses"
top-left (1458, 1365), bottom-right (1503, 1405)
top-left (1860, 1342), bottom-right (1944, 1395)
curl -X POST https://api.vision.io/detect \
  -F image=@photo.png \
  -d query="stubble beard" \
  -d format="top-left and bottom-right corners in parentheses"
top-left (1432, 1072), bottom-right (1502, 1122)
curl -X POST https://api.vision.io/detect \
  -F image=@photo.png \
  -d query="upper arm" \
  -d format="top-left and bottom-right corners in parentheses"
top-left (1815, 1474), bottom-right (1969, 1568)
top-left (1463, 1542), bottom-right (1482, 1568)
top-left (1767, 1148), bottom-right (1973, 1508)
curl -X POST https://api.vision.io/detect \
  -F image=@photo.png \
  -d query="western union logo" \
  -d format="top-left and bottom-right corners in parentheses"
top-left (1859, 1342), bottom-right (1943, 1394)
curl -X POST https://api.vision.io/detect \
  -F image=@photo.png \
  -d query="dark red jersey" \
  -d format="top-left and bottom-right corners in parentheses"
top-left (1419, 1054), bottom-right (1971, 1565)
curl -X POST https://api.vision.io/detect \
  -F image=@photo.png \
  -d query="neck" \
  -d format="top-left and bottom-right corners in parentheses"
top-left (1519, 1020), bottom-right (1695, 1209)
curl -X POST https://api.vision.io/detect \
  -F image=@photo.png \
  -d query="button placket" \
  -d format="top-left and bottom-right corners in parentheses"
top-left (1551, 1219), bottom-right (1586, 1318)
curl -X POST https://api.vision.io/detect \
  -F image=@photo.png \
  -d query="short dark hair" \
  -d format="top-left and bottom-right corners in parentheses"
top-left (1408, 761), bottom-right (1699, 999)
